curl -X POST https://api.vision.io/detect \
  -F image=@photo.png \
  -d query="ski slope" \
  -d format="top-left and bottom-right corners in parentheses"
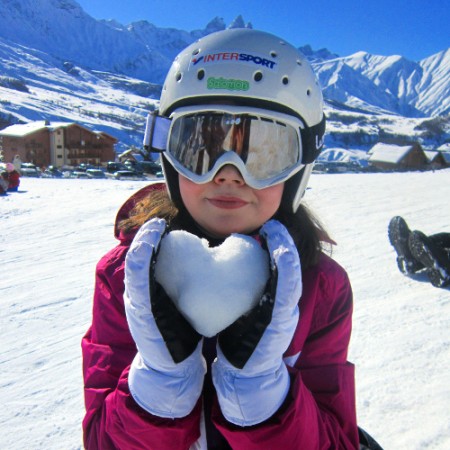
top-left (1, 170), bottom-right (449, 449)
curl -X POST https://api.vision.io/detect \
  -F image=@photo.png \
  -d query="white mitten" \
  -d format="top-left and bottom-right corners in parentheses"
top-left (212, 220), bottom-right (302, 426)
top-left (124, 218), bottom-right (206, 418)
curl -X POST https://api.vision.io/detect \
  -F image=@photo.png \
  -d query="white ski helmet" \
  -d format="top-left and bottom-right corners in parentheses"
top-left (158, 28), bottom-right (325, 213)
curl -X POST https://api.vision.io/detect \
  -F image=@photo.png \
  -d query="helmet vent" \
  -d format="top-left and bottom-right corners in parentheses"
top-left (282, 76), bottom-right (289, 85)
top-left (297, 59), bottom-right (303, 66)
top-left (254, 71), bottom-right (263, 82)
top-left (192, 49), bottom-right (200, 56)
top-left (197, 69), bottom-right (205, 80)
top-left (270, 51), bottom-right (277, 58)
top-left (306, 89), bottom-right (311, 96)
top-left (175, 72), bottom-right (182, 82)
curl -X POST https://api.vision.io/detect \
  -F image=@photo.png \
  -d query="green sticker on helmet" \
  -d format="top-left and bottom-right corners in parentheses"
top-left (207, 77), bottom-right (250, 91)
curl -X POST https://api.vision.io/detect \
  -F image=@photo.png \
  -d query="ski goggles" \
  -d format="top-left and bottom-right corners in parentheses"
top-left (144, 105), bottom-right (306, 189)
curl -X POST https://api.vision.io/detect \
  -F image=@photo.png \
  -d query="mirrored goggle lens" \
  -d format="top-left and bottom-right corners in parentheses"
top-left (167, 112), bottom-right (301, 181)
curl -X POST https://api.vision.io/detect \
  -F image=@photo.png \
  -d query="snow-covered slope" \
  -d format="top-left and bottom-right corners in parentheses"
top-left (0, 0), bottom-right (228, 80)
top-left (315, 58), bottom-right (414, 115)
top-left (416, 49), bottom-right (450, 116)
top-left (0, 37), bottom-right (160, 151)
top-left (321, 49), bottom-right (450, 117)
top-left (1, 171), bottom-right (449, 449)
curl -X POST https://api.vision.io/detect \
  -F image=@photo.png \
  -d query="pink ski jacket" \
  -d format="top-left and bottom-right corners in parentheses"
top-left (82, 184), bottom-right (359, 449)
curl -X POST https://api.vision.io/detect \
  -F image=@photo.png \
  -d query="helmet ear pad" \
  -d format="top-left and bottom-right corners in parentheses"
top-left (161, 154), bottom-right (183, 208)
top-left (279, 163), bottom-right (314, 214)
top-left (280, 168), bottom-right (304, 214)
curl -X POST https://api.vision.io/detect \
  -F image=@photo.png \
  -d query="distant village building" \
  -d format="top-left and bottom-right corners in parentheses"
top-left (440, 152), bottom-right (450, 167)
top-left (437, 143), bottom-right (450, 153)
top-left (368, 142), bottom-right (429, 171)
top-left (0, 121), bottom-right (117, 168)
top-left (436, 144), bottom-right (450, 167)
top-left (423, 151), bottom-right (447, 170)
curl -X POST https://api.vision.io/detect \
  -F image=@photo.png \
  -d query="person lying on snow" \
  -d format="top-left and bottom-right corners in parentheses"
top-left (389, 216), bottom-right (450, 288)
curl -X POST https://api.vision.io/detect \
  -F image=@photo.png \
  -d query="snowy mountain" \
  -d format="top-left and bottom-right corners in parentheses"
top-left (0, 0), bottom-right (244, 80)
top-left (327, 50), bottom-right (450, 117)
top-left (0, 0), bottom-right (449, 153)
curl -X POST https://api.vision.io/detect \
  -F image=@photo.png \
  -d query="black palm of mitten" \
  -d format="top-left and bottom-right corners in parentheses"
top-left (124, 218), bottom-right (206, 418)
top-left (212, 219), bottom-right (302, 426)
top-left (218, 264), bottom-right (277, 369)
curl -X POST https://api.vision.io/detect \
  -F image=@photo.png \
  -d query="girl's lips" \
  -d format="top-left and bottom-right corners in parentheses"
top-left (208, 196), bottom-right (249, 209)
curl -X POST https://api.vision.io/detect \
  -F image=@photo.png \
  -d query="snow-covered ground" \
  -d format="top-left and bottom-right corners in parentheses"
top-left (1, 170), bottom-right (449, 449)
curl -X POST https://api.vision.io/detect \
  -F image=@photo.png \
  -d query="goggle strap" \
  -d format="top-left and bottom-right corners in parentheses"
top-left (301, 114), bottom-right (326, 164)
top-left (143, 111), bottom-right (171, 152)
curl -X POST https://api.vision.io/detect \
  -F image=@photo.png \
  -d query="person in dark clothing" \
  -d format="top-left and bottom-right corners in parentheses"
top-left (0, 171), bottom-right (9, 195)
top-left (5, 162), bottom-right (20, 191)
top-left (388, 216), bottom-right (450, 288)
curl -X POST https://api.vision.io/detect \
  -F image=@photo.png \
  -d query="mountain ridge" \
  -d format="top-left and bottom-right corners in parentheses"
top-left (0, 0), bottom-right (449, 152)
top-left (1, 0), bottom-right (448, 117)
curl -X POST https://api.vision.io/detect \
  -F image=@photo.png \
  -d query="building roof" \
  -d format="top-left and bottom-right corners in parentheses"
top-left (423, 151), bottom-right (445, 163)
top-left (437, 143), bottom-right (450, 152)
top-left (368, 143), bottom-right (415, 164)
top-left (0, 121), bottom-right (76, 137)
top-left (0, 121), bottom-right (115, 139)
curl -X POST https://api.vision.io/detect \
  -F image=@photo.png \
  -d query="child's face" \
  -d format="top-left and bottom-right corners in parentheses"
top-left (179, 164), bottom-right (284, 238)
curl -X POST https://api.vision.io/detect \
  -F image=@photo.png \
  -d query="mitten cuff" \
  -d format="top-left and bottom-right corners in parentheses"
top-left (129, 352), bottom-right (206, 419)
top-left (212, 358), bottom-right (290, 426)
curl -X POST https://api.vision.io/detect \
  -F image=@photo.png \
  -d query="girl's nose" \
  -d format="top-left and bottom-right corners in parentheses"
top-left (213, 164), bottom-right (245, 186)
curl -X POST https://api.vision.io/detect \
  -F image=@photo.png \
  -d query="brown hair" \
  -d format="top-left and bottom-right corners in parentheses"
top-left (119, 189), bottom-right (331, 269)
top-left (119, 189), bottom-right (179, 232)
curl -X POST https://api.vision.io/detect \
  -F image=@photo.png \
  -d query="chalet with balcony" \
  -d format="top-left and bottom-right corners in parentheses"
top-left (0, 121), bottom-right (117, 168)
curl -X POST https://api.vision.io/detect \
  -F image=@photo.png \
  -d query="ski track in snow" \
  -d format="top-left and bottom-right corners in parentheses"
top-left (1, 171), bottom-right (449, 449)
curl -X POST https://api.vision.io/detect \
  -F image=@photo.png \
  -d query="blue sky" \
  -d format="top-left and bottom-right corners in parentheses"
top-left (77, 0), bottom-right (449, 61)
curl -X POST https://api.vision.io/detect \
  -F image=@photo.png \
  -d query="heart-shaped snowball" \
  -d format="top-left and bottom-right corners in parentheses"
top-left (154, 230), bottom-right (270, 337)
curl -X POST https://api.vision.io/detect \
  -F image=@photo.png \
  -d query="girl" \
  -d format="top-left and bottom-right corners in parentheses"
top-left (82, 29), bottom-right (360, 449)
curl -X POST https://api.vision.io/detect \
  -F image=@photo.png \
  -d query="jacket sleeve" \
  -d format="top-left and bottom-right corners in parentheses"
top-left (82, 244), bottom-right (201, 450)
top-left (211, 255), bottom-right (359, 449)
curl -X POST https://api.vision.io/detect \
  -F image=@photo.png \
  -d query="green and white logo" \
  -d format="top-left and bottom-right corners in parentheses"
top-left (207, 77), bottom-right (250, 91)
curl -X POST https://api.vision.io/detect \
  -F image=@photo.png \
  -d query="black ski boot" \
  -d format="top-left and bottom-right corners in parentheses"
top-left (388, 216), bottom-right (423, 275)
top-left (409, 231), bottom-right (450, 288)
